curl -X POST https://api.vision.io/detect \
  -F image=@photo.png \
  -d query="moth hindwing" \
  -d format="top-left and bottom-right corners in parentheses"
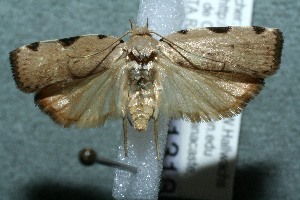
top-left (10, 24), bottom-right (283, 159)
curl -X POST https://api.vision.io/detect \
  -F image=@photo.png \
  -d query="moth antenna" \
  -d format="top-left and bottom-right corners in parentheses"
top-left (146, 18), bottom-right (149, 28)
top-left (127, 114), bottom-right (133, 127)
top-left (150, 31), bottom-right (172, 43)
top-left (123, 118), bottom-right (128, 157)
top-left (129, 19), bottom-right (134, 29)
top-left (154, 120), bottom-right (160, 160)
top-left (150, 31), bottom-right (219, 63)
top-left (76, 31), bottom-right (131, 59)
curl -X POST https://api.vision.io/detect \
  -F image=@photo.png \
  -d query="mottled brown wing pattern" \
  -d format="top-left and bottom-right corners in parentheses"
top-left (159, 26), bottom-right (283, 78)
top-left (10, 34), bottom-right (125, 93)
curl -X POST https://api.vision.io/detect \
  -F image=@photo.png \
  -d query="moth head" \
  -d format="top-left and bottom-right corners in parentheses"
top-left (127, 35), bottom-right (158, 63)
top-left (131, 26), bottom-right (151, 37)
top-left (129, 19), bottom-right (151, 37)
top-left (125, 19), bottom-right (158, 63)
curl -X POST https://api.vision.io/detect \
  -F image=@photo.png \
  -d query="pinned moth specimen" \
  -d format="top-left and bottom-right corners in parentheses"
top-left (10, 21), bottom-right (283, 159)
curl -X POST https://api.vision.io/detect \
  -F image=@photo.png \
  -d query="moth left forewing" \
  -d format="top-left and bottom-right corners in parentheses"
top-left (35, 59), bottom-right (128, 128)
top-left (159, 26), bottom-right (283, 78)
top-left (10, 34), bottom-right (125, 93)
top-left (156, 55), bottom-right (264, 122)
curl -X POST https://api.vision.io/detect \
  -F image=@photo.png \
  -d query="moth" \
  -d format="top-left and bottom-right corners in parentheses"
top-left (10, 21), bottom-right (283, 160)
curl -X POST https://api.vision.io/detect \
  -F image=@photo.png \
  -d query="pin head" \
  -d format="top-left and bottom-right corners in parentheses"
top-left (79, 147), bottom-right (97, 166)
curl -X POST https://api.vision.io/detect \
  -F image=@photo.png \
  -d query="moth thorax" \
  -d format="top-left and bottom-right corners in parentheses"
top-left (128, 95), bottom-right (155, 131)
top-left (129, 67), bottom-right (153, 91)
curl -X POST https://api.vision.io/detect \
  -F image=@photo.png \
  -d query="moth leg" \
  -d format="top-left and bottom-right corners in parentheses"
top-left (154, 120), bottom-right (160, 160)
top-left (126, 114), bottom-right (133, 127)
top-left (122, 117), bottom-right (128, 157)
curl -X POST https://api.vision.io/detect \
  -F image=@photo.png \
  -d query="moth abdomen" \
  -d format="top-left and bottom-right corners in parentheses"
top-left (128, 95), bottom-right (155, 131)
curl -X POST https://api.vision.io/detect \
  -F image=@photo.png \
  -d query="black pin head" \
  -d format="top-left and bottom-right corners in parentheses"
top-left (79, 147), bottom-right (97, 166)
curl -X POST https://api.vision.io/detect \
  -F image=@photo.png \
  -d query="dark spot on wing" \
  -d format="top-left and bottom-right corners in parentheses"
top-left (27, 42), bottom-right (40, 51)
top-left (59, 36), bottom-right (80, 46)
top-left (273, 29), bottom-right (284, 67)
top-left (9, 49), bottom-right (22, 88)
top-left (97, 34), bottom-right (107, 39)
top-left (9, 50), bottom-right (19, 72)
top-left (207, 27), bottom-right (231, 33)
top-left (177, 29), bottom-right (188, 34)
top-left (119, 39), bottom-right (124, 43)
top-left (253, 26), bottom-right (266, 34)
top-left (176, 61), bottom-right (185, 66)
top-left (9, 49), bottom-right (32, 92)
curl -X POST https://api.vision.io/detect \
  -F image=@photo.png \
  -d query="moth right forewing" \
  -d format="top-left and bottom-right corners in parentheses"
top-left (159, 26), bottom-right (283, 78)
top-left (10, 34), bottom-right (125, 93)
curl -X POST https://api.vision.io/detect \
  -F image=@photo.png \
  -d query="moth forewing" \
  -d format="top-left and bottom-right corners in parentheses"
top-left (10, 24), bottom-right (283, 159)
top-left (159, 26), bottom-right (283, 78)
top-left (10, 34), bottom-right (125, 93)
